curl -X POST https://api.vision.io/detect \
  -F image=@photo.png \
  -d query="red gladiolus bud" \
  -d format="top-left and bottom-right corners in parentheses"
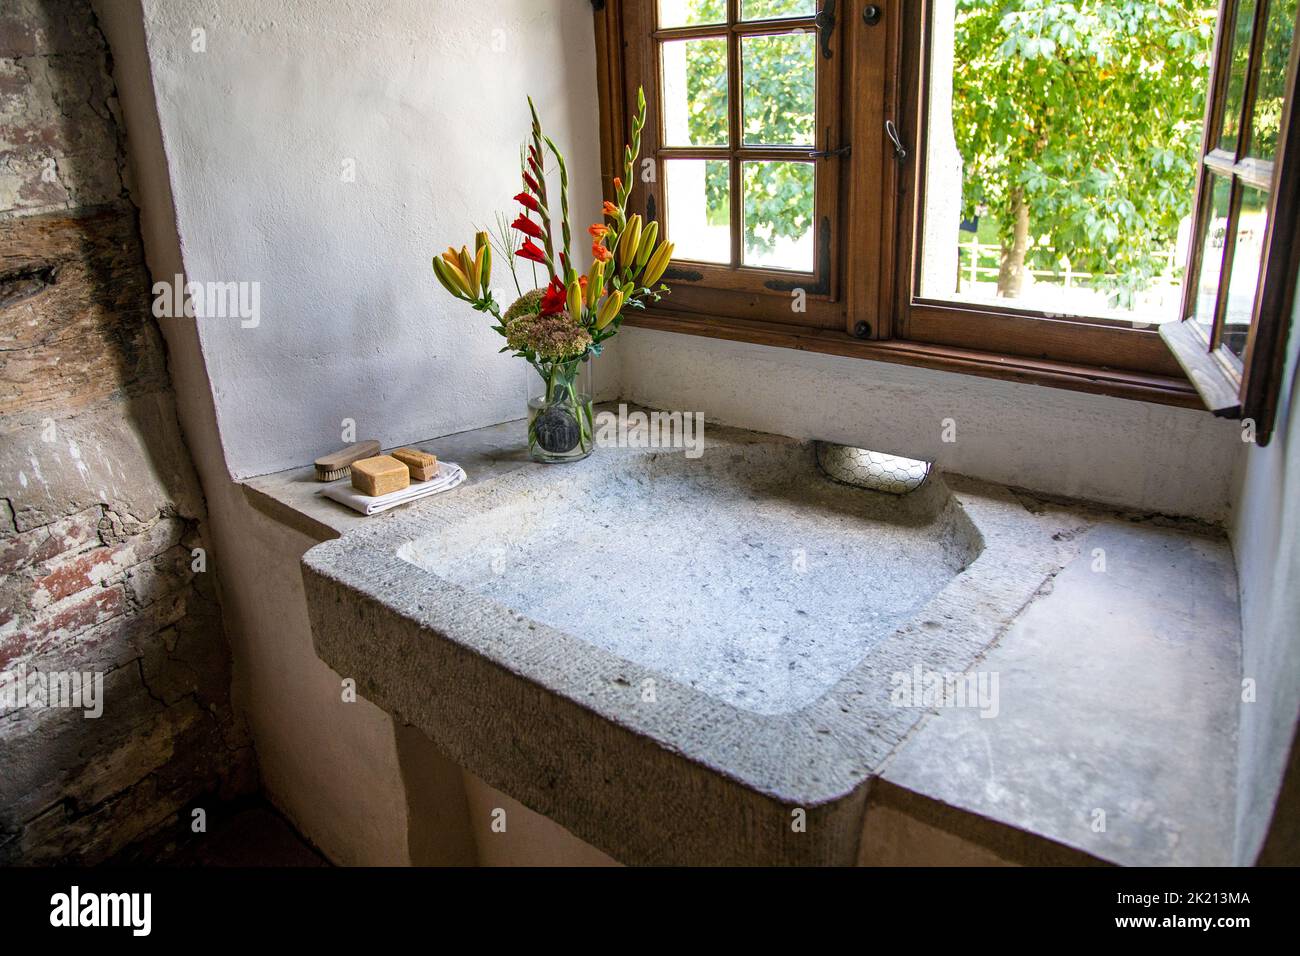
top-left (515, 191), bottom-right (540, 213)
top-left (511, 215), bottom-right (544, 239)
top-left (523, 172), bottom-right (540, 193)
top-left (515, 238), bottom-right (547, 263)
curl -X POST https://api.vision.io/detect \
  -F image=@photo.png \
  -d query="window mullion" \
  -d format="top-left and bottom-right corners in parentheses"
top-left (727, 0), bottom-right (742, 270)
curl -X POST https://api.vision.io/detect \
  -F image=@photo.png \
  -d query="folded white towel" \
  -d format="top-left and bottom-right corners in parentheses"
top-left (321, 461), bottom-right (467, 516)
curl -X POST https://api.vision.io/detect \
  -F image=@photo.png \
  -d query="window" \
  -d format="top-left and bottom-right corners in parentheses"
top-left (612, 0), bottom-right (847, 329)
top-left (594, 1), bottom-right (1300, 431)
top-left (1161, 0), bottom-right (1300, 443)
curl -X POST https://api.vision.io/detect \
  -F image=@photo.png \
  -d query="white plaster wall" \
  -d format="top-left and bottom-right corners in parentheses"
top-left (137, 0), bottom-right (606, 479)
top-left (614, 329), bottom-right (1243, 521)
top-left (1230, 274), bottom-right (1300, 864)
top-left (96, 0), bottom-right (607, 865)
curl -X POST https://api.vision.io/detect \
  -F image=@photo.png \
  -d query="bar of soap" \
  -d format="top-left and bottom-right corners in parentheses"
top-left (392, 447), bottom-right (439, 481)
top-left (350, 455), bottom-right (410, 497)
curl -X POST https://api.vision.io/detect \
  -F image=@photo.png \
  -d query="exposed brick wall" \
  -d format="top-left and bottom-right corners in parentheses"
top-left (0, 0), bottom-right (254, 863)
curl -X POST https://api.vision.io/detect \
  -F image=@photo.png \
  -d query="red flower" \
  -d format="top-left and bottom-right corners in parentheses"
top-left (539, 276), bottom-right (567, 315)
top-left (512, 215), bottom-right (543, 239)
top-left (523, 172), bottom-right (540, 193)
top-left (515, 191), bottom-right (540, 213)
top-left (515, 238), bottom-right (547, 263)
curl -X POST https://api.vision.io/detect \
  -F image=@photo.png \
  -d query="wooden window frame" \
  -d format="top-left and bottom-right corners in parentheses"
top-left (890, 0), bottom-right (1187, 380)
top-left (1160, 0), bottom-right (1300, 444)
top-left (617, 0), bottom-right (848, 329)
top-left (593, 1), bottom-right (1296, 415)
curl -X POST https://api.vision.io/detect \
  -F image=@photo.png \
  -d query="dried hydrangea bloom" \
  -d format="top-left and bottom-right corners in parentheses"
top-left (506, 312), bottom-right (592, 360)
top-left (503, 288), bottom-right (545, 324)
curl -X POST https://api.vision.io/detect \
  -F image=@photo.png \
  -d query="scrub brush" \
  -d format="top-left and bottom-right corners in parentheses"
top-left (314, 440), bottom-right (381, 481)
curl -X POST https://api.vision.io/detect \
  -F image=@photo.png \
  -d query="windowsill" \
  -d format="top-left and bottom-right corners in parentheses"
top-left (627, 308), bottom-right (1203, 409)
top-left (1158, 320), bottom-right (1243, 418)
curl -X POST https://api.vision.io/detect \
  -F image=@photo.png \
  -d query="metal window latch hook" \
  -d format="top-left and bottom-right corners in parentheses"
top-left (814, 0), bottom-right (837, 58)
top-left (810, 144), bottom-right (851, 160)
top-left (885, 119), bottom-right (908, 163)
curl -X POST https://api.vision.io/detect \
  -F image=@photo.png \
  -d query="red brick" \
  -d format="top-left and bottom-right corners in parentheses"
top-left (0, 507), bottom-right (101, 576)
top-left (29, 517), bottom-right (181, 609)
top-left (19, 585), bottom-right (123, 641)
top-left (0, 585), bottom-right (124, 671)
top-left (32, 547), bottom-right (116, 606)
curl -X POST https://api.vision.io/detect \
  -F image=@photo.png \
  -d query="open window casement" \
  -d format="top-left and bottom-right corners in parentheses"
top-left (1162, 0), bottom-right (1300, 445)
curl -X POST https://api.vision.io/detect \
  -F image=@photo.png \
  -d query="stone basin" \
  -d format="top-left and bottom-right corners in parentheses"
top-left (301, 425), bottom-right (1065, 865)
top-left (396, 448), bottom-right (980, 716)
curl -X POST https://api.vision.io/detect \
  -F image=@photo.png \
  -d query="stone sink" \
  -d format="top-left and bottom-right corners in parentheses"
top-left (302, 425), bottom-right (1067, 865)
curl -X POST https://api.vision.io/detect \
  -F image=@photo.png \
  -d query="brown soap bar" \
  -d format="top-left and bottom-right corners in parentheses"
top-left (351, 455), bottom-right (410, 497)
top-left (392, 447), bottom-right (439, 481)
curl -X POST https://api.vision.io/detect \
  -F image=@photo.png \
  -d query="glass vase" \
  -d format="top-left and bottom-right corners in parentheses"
top-left (527, 359), bottom-right (594, 463)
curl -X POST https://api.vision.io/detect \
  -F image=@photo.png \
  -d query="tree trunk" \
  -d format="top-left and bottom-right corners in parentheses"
top-left (997, 190), bottom-right (1030, 299)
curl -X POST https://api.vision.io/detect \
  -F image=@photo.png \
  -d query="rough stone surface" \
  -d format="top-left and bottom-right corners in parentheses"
top-left (0, 0), bottom-right (253, 864)
top-left (0, 0), bottom-right (127, 217)
top-left (303, 424), bottom-right (1071, 865)
top-left (875, 511), bottom-right (1242, 866)
top-left (401, 448), bottom-right (980, 715)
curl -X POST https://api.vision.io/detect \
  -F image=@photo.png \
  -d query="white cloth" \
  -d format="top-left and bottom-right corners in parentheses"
top-left (321, 461), bottom-right (466, 515)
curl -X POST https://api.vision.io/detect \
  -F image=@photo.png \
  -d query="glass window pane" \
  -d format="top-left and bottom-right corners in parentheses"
top-left (1221, 185), bottom-right (1270, 360)
top-left (658, 0), bottom-right (726, 29)
top-left (1220, 0), bottom-right (1259, 155)
top-left (665, 159), bottom-right (731, 263)
top-left (742, 160), bottom-right (814, 271)
top-left (1193, 175), bottom-right (1234, 336)
top-left (1249, 0), bottom-right (1297, 161)
top-left (742, 32), bottom-right (816, 146)
top-left (661, 38), bottom-right (728, 147)
top-left (917, 0), bottom-right (1211, 324)
top-left (741, 0), bottom-right (816, 20)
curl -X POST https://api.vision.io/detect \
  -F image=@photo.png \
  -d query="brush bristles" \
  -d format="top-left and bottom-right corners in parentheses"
top-left (315, 465), bottom-right (352, 482)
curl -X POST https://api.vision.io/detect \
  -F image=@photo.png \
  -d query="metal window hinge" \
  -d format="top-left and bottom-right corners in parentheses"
top-left (815, 0), bottom-right (837, 59)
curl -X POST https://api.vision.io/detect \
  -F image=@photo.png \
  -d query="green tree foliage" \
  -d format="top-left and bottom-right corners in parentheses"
top-left (681, 1), bottom-right (817, 254)
top-left (1248, 0), bottom-right (1298, 161)
top-left (952, 0), bottom-right (1214, 303)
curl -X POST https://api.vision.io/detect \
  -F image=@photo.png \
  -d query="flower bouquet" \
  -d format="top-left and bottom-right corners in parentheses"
top-left (431, 88), bottom-right (673, 463)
